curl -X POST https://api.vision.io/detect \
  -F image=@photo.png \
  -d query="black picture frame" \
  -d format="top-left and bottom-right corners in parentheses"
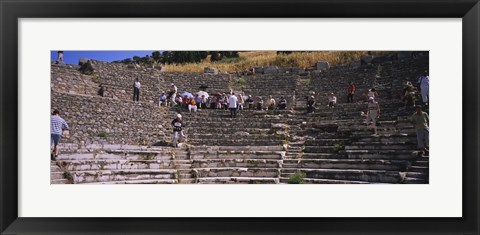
top-left (1, 0), bottom-right (478, 234)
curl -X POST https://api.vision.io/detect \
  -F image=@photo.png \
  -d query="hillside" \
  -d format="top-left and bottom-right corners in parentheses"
top-left (133, 51), bottom-right (392, 73)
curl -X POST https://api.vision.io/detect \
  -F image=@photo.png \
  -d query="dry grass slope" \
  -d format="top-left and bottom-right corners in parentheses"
top-left (165, 51), bottom-right (392, 73)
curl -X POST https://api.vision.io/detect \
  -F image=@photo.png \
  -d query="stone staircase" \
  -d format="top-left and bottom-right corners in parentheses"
top-left (55, 144), bottom-right (193, 184)
top-left (51, 161), bottom-right (71, 184)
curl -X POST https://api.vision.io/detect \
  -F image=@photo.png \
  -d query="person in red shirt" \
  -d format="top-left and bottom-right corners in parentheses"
top-left (347, 82), bottom-right (356, 103)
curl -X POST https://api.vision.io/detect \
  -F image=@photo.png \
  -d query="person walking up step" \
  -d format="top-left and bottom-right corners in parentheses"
top-left (51, 109), bottom-right (69, 160)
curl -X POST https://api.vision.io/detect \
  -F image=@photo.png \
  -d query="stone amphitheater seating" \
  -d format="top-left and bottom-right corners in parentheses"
top-left (51, 54), bottom-right (429, 184)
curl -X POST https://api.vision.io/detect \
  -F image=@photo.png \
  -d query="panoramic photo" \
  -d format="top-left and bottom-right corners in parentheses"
top-left (50, 50), bottom-right (429, 184)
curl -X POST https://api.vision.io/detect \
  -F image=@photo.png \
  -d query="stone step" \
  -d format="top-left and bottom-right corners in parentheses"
top-left (345, 144), bottom-right (416, 150)
top-left (190, 150), bottom-right (285, 160)
top-left (196, 177), bottom-right (279, 184)
top-left (189, 140), bottom-right (284, 146)
top-left (279, 177), bottom-right (370, 184)
top-left (402, 177), bottom-right (428, 184)
top-left (282, 159), bottom-right (409, 171)
top-left (281, 168), bottom-right (403, 183)
top-left (51, 172), bottom-right (66, 180)
top-left (412, 160), bottom-right (429, 167)
top-left (51, 179), bottom-right (70, 184)
top-left (301, 153), bottom-right (347, 159)
top-left (178, 173), bottom-right (193, 179)
top-left (190, 145), bottom-right (285, 152)
top-left (82, 179), bottom-right (178, 184)
top-left (188, 133), bottom-right (277, 140)
top-left (56, 150), bottom-right (190, 161)
top-left (179, 178), bottom-right (196, 184)
top-left (194, 168), bottom-right (280, 178)
top-left (303, 146), bottom-right (339, 153)
top-left (408, 166), bottom-right (429, 173)
top-left (58, 159), bottom-right (192, 171)
top-left (192, 159), bottom-right (281, 168)
top-left (303, 139), bottom-right (349, 146)
top-left (346, 150), bottom-right (417, 160)
top-left (70, 169), bottom-right (177, 183)
top-left (406, 171), bottom-right (428, 178)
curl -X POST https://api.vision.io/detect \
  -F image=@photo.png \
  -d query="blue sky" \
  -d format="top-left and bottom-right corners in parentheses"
top-left (51, 51), bottom-right (156, 64)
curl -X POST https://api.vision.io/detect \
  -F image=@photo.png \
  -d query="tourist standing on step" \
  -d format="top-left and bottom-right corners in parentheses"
top-left (168, 83), bottom-right (178, 106)
top-left (266, 95), bottom-right (276, 110)
top-left (277, 97), bottom-right (287, 110)
top-left (133, 78), bottom-right (141, 102)
top-left (98, 84), bottom-right (106, 97)
top-left (256, 96), bottom-right (264, 110)
top-left (306, 96), bottom-right (316, 113)
top-left (246, 95), bottom-right (254, 110)
top-left (417, 70), bottom-right (429, 106)
top-left (51, 109), bottom-right (69, 160)
top-left (365, 97), bottom-right (380, 136)
top-left (366, 88), bottom-right (379, 101)
top-left (237, 93), bottom-right (245, 110)
top-left (171, 114), bottom-right (185, 147)
top-left (201, 95), bottom-right (207, 109)
top-left (57, 51), bottom-right (64, 62)
top-left (210, 96), bottom-right (217, 109)
top-left (347, 82), bottom-right (355, 103)
top-left (327, 93), bottom-right (337, 108)
top-left (402, 82), bottom-right (418, 109)
top-left (228, 92), bottom-right (238, 118)
top-left (411, 105), bottom-right (429, 156)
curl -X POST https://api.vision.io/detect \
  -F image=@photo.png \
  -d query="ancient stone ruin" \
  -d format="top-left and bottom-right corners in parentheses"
top-left (51, 53), bottom-right (429, 184)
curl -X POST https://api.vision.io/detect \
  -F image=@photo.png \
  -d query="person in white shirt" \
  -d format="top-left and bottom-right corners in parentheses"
top-left (168, 83), bottom-right (178, 106)
top-left (417, 70), bottom-right (429, 105)
top-left (133, 78), bottom-right (141, 102)
top-left (328, 93), bottom-right (337, 108)
top-left (228, 93), bottom-right (238, 118)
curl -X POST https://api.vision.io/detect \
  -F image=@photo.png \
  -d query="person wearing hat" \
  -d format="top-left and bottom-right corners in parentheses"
top-left (171, 114), bottom-right (185, 147)
top-left (411, 105), bottom-right (429, 156)
top-left (365, 96), bottom-right (380, 136)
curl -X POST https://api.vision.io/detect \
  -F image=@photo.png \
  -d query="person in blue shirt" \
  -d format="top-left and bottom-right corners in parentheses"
top-left (159, 93), bottom-right (167, 107)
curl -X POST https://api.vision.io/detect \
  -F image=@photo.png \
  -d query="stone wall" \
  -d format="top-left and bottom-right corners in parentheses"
top-left (51, 92), bottom-right (171, 146)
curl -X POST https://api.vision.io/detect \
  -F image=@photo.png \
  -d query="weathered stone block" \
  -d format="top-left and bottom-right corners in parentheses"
top-left (360, 55), bottom-right (373, 65)
top-left (78, 58), bottom-right (90, 66)
top-left (253, 66), bottom-right (264, 74)
top-left (316, 61), bottom-right (330, 72)
top-left (204, 67), bottom-right (219, 74)
top-left (263, 66), bottom-right (278, 74)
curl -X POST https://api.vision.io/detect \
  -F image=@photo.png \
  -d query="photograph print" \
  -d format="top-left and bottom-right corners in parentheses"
top-left (50, 50), bottom-right (429, 184)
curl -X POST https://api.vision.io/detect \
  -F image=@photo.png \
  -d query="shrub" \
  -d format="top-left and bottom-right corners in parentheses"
top-left (288, 171), bottom-right (306, 184)
top-left (97, 131), bottom-right (108, 138)
top-left (237, 77), bottom-right (247, 87)
top-left (334, 143), bottom-right (343, 152)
